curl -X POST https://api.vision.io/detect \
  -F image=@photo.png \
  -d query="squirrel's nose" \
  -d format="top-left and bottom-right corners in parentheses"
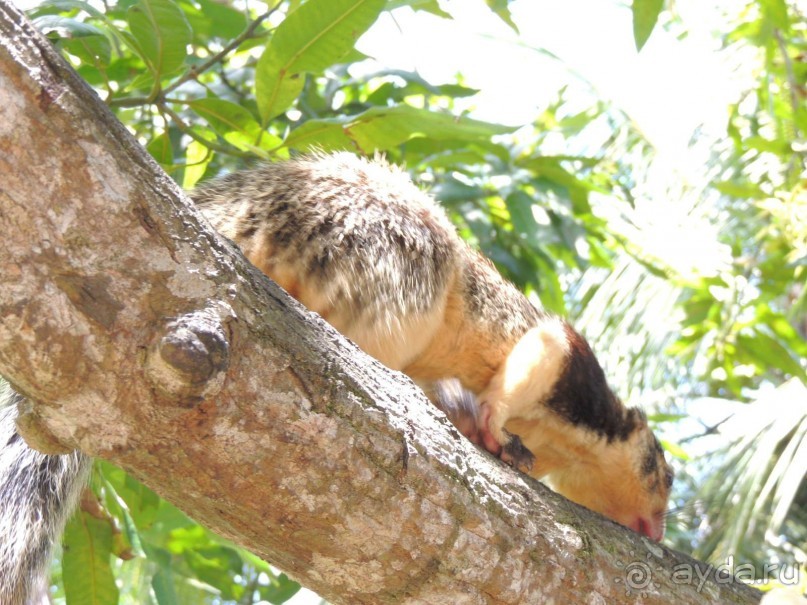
top-left (629, 516), bottom-right (664, 541)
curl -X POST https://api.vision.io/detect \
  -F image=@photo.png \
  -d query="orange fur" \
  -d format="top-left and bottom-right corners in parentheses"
top-left (402, 279), bottom-right (506, 392)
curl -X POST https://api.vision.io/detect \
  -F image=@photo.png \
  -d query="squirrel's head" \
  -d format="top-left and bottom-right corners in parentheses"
top-left (494, 322), bottom-right (674, 541)
top-left (544, 410), bottom-right (673, 541)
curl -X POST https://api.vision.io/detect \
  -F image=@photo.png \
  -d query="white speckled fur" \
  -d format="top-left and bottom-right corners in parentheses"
top-left (0, 384), bottom-right (91, 605)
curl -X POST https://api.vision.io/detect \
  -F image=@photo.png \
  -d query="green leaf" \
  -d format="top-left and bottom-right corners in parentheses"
top-left (190, 99), bottom-right (261, 142)
top-left (505, 190), bottom-right (540, 238)
top-left (484, 0), bottom-right (518, 33)
top-left (78, 54), bottom-right (143, 90)
top-left (756, 307), bottom-right (807, 357)
top-left (519, 156), bottom-right (600, 215)
top-left (349, 106), bottom-right (515, 150)
top-left (35, 0), bottom-right (108, 20)
top-left (284, 105), bottom-right (515, 153)
top-left (127, 0), bottom-right (192, 79)
top-left (61, 35), bottom-right (112, 68)
top-left (632, 0), bottom-right (663, 51)
top-left (188, 98), bottom-right (282, 154)
top-left (280, 116), bottom-right (351, 150)
top-left (364, 69), bottom-right (478, 105)
top-left (713, 180), bottom-right (767, 199)
top-left (147, 131), bottom-right (174, 165)
top-left (586, 236), bottom-right (613, 269)
top-left (660, 439), bottom-right (690, 461)
top-left (122, 58), bottom-right (158, 92)
top-left (34, 15), bottom-right (105, 38)
top-left (182, 139), bottom-right (213, 190)
top-left (34, 13), bottom-right (112, 69)
top-left (737, 331), bottom-right (807, 380)
top-left (759, 0), bottom-right (790, 29)
top-left (62, 512), bottom-right (119, 605)
top-left (406, 137), bottom-right (511, 164)
top-left (744, 135), bottom-right (792, 156)
top-left (431, 177), bottom-right (487, 203)
top-left (260, 572), bottom-right (302, 604)
top-left (557, 107), bottom-right (600, 135)
top-left (646, 413), bottom-right (687, 423)
top-left (414, 149), bottom-right (488, 168)
top-left (152, 569), bottom-right (180, 605)
top-left (532, 255), bottom-right (566, 315)
top-left (183, 546), bottom-right (244, 599)
top-left (190, 0), bottom-right (246, 39)
top-left (97, 460), bottom-right (161, 530)
top-left (255, 0), bottom-right (387, 121)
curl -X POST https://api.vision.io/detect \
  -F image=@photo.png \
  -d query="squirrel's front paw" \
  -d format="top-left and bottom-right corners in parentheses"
top-left (500, 431), bottom-right (535, 472)
top-left (477, 403), bottom-right (535, 472)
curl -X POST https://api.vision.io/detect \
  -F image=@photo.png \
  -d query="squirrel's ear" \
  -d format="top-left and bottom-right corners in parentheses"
top-left (625, 407), bottom-right (648, 430)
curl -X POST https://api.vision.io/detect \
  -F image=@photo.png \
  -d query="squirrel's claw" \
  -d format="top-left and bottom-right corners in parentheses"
top-left (500, 431), bottom-right (535, 472)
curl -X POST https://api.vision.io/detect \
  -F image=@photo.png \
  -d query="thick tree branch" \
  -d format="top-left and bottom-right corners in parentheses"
top-left (0, 2), bottom-right (761, 603)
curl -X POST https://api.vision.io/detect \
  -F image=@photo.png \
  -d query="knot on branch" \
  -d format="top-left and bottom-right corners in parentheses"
top-left (15, 399), bottom-right (75, 455)
top-left (146, 305), bottom-right (232, 404)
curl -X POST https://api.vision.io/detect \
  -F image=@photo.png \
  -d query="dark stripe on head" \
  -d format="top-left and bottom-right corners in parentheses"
top-left (545, 324), bottom-right (642, 441)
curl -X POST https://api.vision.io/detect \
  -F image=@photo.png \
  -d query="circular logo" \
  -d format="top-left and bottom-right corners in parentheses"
top-left (614, 551), bottom-right (664, 596)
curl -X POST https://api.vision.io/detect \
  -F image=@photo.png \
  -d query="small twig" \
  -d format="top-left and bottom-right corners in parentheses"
top-left (217, 64), bottom-right (248, 103)
top-left (109, 2), bottom-right (281, 109)
top-left (157, 102), bottom-right (252, 159)
top-left (163, 2), bottom-right (281, 96)
top-left (108, 95), bottom-right (153, 108)
top-left (679, 413), bottom-right (734, 444)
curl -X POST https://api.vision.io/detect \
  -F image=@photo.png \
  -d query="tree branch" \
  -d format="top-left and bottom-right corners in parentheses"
top-left (0, 2), bottom-right (761, 603)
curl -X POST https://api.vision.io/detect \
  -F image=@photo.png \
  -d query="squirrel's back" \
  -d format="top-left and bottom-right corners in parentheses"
top-left (194, 153), bottom-right (465, 370)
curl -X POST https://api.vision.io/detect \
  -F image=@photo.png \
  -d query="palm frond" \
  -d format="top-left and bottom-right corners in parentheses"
top-left (689, 379), bottom-right (807, 563)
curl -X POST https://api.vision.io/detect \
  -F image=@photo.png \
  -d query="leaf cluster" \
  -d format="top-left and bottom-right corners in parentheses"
top-left (672, 0), bottom-right (806, 398)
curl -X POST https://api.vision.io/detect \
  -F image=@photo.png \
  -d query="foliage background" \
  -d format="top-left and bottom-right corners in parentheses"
top-left (13, 0), bottom-right (807, 601)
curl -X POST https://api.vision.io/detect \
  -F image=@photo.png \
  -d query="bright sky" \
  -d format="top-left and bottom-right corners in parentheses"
top-left (359, 0), bottom-right (747, 160)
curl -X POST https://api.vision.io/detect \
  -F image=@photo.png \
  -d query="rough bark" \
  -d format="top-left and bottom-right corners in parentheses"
top-left (0, 2), bottom-right (761, 604)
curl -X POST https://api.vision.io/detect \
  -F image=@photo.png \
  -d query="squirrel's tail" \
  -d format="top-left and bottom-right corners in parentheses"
top-left (0, 383), bottom-right (91, 605)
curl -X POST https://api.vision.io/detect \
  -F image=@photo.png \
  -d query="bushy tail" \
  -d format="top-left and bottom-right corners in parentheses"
top-left (0, 383), bottom-right (91, 605)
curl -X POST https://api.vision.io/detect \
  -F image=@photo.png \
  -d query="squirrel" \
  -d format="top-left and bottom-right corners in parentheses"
top-left (194, 153), bottom-right (673, 538)
top-left (0, 152), bottom-right (672, 604)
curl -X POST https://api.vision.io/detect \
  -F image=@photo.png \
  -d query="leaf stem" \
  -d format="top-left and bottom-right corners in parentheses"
top-left (162, 2), bottom-right (282, 96)
top-left (157, 102), bottom-right (252, 158)
top-left (109, 2), bottom-right (281, 109)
